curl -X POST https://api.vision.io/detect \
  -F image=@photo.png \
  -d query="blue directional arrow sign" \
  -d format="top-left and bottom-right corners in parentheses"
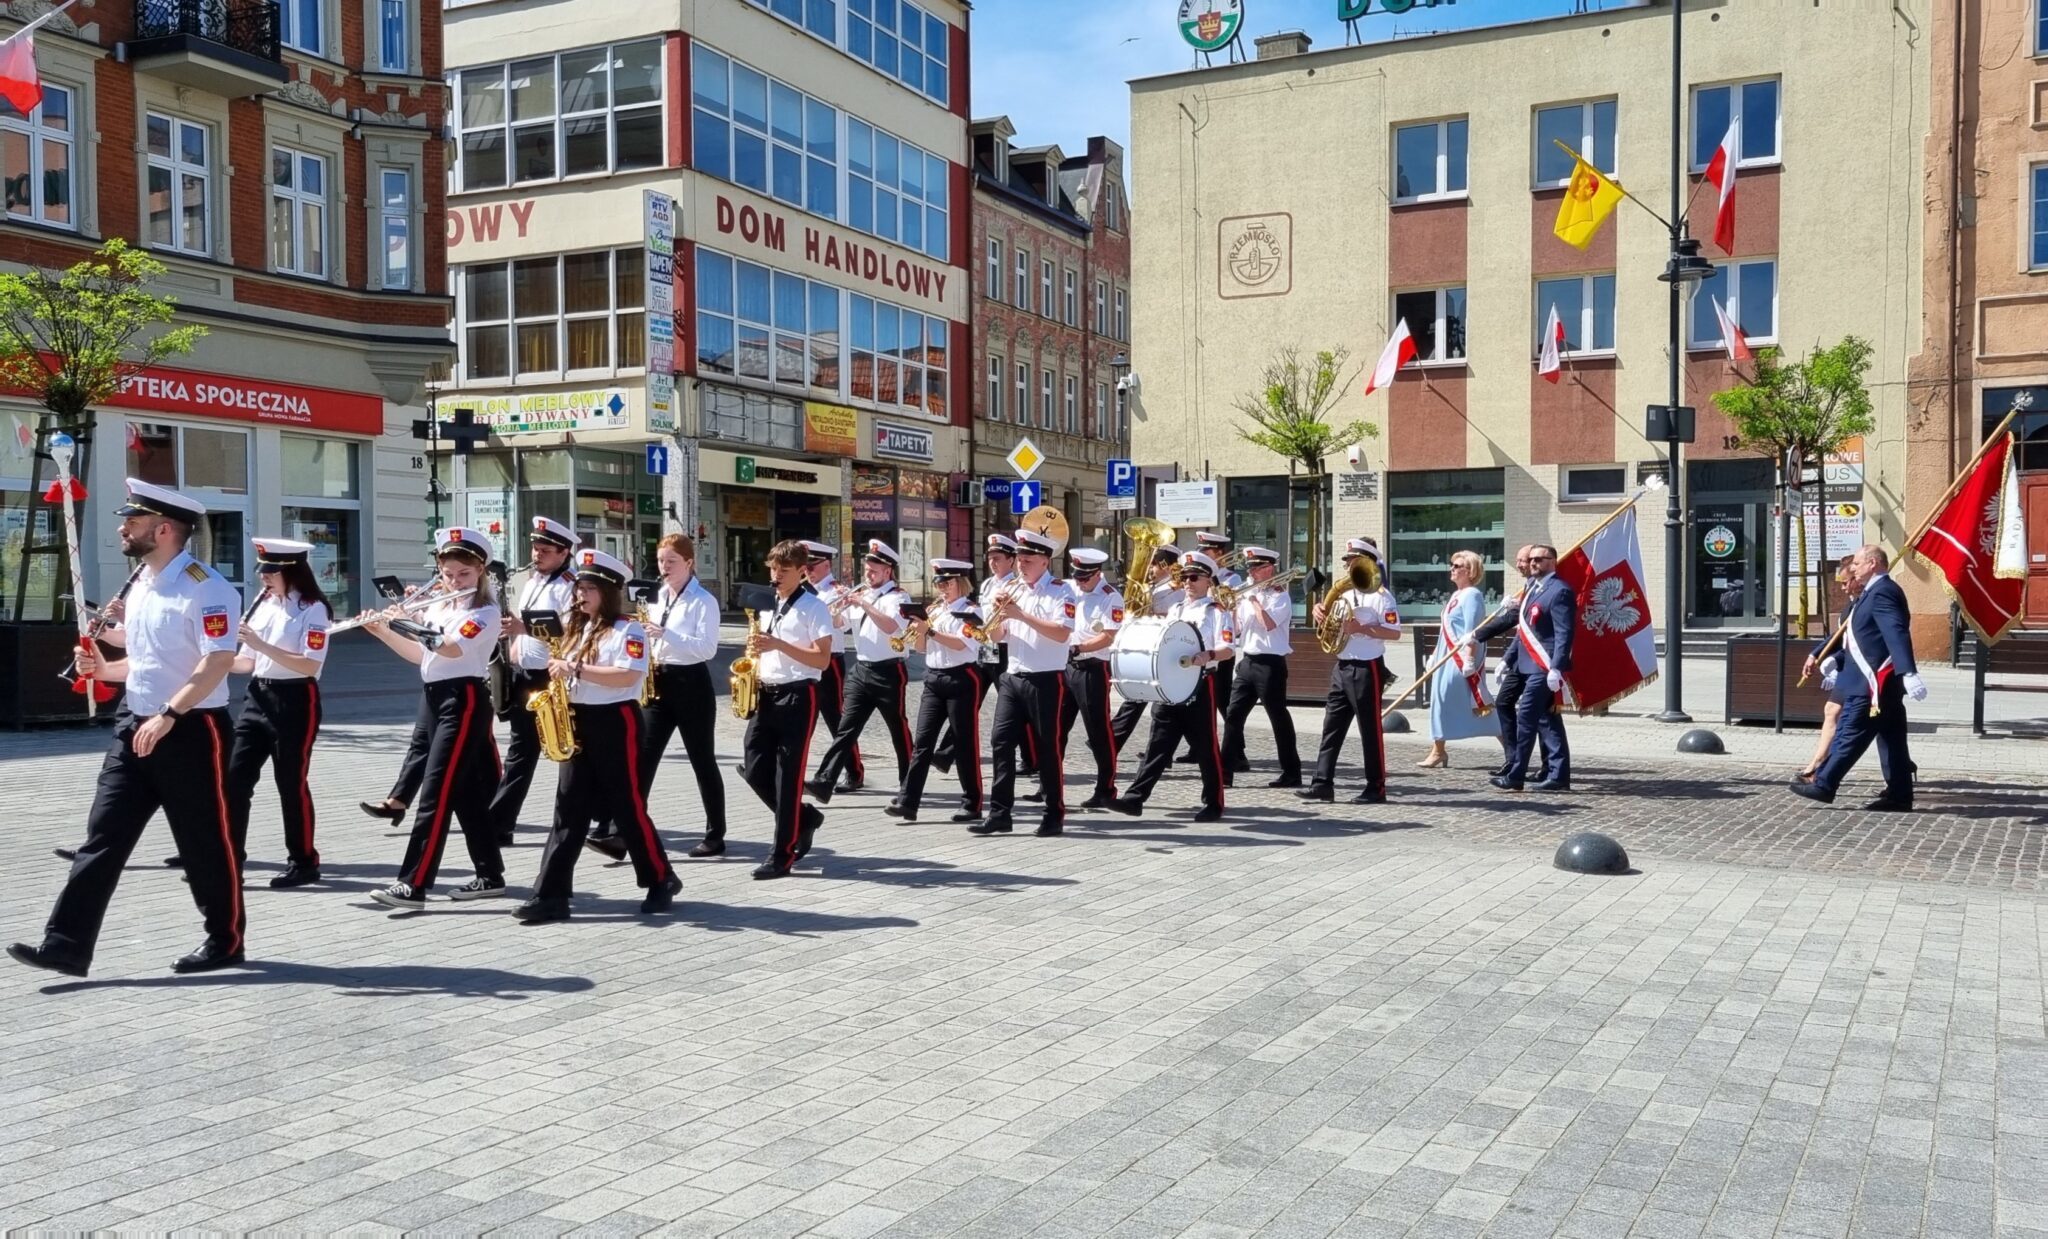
top-left (1010, 479), bottom-right (1041, 515)
top-left (645, 443), bottom-right (670, 476)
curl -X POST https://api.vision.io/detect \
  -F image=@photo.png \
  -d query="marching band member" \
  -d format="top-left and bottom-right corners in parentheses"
top-left (1220, 546), bottom-right (1301, 788)
top-left (225, 537), bottom-right (332, 887)
top-left (1109, 551), bottom-right (1232, 822)
top-left (1791, 545), bottom-right (1922, 810)
top-left (516, 549), bottom-right (681, 923)
top-left (1300, 539), bottom-right (1403, 804)
top-left (1111, 544), bottom-right (1184, 751)
top-left (972, 528), bottom-right (1073, 838)
top-left (1465, 542), bottom-right (1574, 792)
top-left (933, 533), bottom-right (1021, 778)
top-left (1195, 531), bottom-right (1244, 590)
top-left (1421, 550), bottom-right (1497, 770)
top-left (801, 541), bottom-right (865, 794)
top-left (807, 539), bottom-right (912, 802)
top-left (589, 533), bottom-right (727, 860)
top-left (887, 558), bottom-right (985, 822)
top-left (1058, 546), bottom-right (1123, 809)
top-left (1186, 532), bottom-right (1242, 769)
top-left (489, 517), bottom-right (579, 847)
top-left (10, 480), bottom-right (246, 977)
top-left (358, 528), bottom-right (507, 906)
top-left (743, 540), bottom-right (837, 879)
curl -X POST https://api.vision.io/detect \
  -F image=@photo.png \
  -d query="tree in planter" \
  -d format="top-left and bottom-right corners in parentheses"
top-left (1231, 346), bottom-right (1378, 592)
top-left (1710, 335), bottom-right (1875, 632)
top-left (0, 239), bottom-right (206, 619)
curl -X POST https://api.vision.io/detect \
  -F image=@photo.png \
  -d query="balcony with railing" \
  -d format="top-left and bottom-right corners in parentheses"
top-left (125, 0), bottom-right (287, 96)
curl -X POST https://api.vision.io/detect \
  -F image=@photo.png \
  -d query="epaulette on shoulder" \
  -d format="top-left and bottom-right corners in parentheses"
top-left (184, 562), bottom-right (210, 582)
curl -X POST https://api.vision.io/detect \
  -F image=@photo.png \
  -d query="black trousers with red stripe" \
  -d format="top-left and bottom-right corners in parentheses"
top-left (814, 658), bottom-right (910, 787)
top-left (1310, 659), bottom-right (1388, 795)
top-left (533, 701), bottom-right (676, 898)
top-left (1224, 653), bottom-right (1299, 781)
top-left (43, 707), bottom-right (245, 963)
top-left (227, 676), bottom-right (322, 868)
top-left (1126, 675), bottom-right (1225, 812)
top-left (990, 669), bottom-right (1064, 822)
top-left (897, 665), bottom-right (983, 816)
top-left (822, 653), bottom-right (864, 784)
top-left (488, 670), bottom-right (551, 837)
top-left (742, 681), bottom-right (823, 869)
top-left (396, 677), bottom-right (503, 891)
top-left (600, 662), bottom-right (726, 844)
top-left (1059, 658), bottom-right (1118, 800)
top-left (385, 694), bottom-right (430, 805)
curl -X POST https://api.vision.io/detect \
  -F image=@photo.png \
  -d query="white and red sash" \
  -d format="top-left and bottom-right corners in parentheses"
top-left (1841, 597), bottom-right (1893, 709)
top-left (1514, 585), bottom-right (1553, 674)
top-left (1440, 594), bottom-right (1488, 711)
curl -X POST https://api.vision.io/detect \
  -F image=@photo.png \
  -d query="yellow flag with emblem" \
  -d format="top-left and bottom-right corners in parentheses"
top-left (1554, 158), bottom-right (1623, 250)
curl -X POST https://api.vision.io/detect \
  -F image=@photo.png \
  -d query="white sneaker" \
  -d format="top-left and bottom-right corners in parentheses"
top-left (448, 876), bottom-right (507, 901)
top-left (371, 882), bottom-right (425, 908)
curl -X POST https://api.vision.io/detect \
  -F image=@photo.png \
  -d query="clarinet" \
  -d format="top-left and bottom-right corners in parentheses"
top-left (61, 561), bottom-right (148, 691)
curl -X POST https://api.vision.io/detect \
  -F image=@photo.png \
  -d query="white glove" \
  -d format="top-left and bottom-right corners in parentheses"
top-left (1820, 672), bottom-right (1838, 692)
top-left (1545, 669), bottom-right (1563, 692)
top-left (1820, 657), bottom-right (1838, 678)
top-left (1903, 672), bottom-right (1927, 702)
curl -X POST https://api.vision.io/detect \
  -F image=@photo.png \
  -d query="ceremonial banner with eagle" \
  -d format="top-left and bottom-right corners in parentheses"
top-left (1911, 429), bottom-right (2027, 643)
top-left (1555, 505), bottom-right (1658, 713)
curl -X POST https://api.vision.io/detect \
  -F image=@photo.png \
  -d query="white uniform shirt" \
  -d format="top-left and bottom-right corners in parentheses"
top-left (922, 596), bottom-right (983, 671)
top-left (1001, 573), bottom-right (1076, 674)
top-left (652, 576), bottom-right (719, 666)
top-left (757, 589), bottom-right (835, 685)
top-left (247, 591), bottom-right (332, 680)
top-left (851, 581), bottom-right (909, 662)
top-left (1069, 578), bottom-right (1125, 662)
top-left (1235, 582), bottom-right (1293, 657)
top-left (510, 568), bottom-right (577, 670)
top-left (124, 550), bottom-right (242, 715)
top-left (1150, 578), bottom-right (1185, 615)
top-left (420, 597), bottom-right (502, 683)
top-left (1167, 594), bottom-right (1234, 658)
top-left (1336, 585), bottom-right (1401, 662)
top-left (811, 574), bottom-right (850, 653)
top-left (567, 617), bottom-right (649, 705)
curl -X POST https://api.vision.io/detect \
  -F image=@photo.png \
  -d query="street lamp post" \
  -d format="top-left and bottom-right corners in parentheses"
top-left (1110, 352), bottom-right (1132, 561)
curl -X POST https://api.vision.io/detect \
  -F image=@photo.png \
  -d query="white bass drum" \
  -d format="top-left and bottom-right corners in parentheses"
top-left (1110, 617), bottom-right (1202, 706)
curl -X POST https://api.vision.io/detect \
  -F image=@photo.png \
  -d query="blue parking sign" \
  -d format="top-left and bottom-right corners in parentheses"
top-left (1010, 479), bottom-right (1040, 514)
top-left (1107, 458), bottom-right (1136, 498)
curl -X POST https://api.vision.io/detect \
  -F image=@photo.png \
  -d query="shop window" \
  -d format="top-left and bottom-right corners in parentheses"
top-left (1387, 468), bottom-right (1506, 620)
top-left (126, 421), bottom-right (250, 584)
top-left (271, 146), bottom-right (328, 279)
top-left (1393, 286), bottom-right (1466, 363)
top-left (1, 82), bottom-right (74, 229)
top-left (281, 436), bottom-right (360, 499)
top-left (1691, 78), bottom-right (1780, 171)
top-left (1533, 99), bottom-right (1616, 188)
top-left (145, 113), bottom-right (210, 257)
top-left (1688, 259), bottom-right (1777, 350)
top-left (1535, 273), bottom-right (1616, 354)
top-left (282, 505), bottom-right (356, 611)
top-left (0, 494), bottom-right (59, 620)
top-left (1562, 465), bottom-right (1627, 503)
top-left (456, 39), bottom-right (663, 191)
top-left (1393, 117), bottom-right (1468, 203)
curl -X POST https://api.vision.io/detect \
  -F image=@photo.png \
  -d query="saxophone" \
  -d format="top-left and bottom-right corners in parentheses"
top-left (728, 608), bottom-right (761, 720)
top-left (635, 602), bottom-right (661, 706)
top-left (525, 632), bottom-right (579, 761)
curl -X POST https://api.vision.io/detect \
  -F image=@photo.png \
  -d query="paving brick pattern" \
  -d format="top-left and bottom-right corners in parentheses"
top-left (1, 643), bottom-right (2046, 1236)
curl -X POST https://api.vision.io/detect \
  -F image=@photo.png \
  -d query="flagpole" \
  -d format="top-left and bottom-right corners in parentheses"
top-left (1, 0), bottom-right (81, 43)
top-left (1382, 480), bottom-right (1663, 719)
top-left (1550, 138), bottom-right (1672, 231)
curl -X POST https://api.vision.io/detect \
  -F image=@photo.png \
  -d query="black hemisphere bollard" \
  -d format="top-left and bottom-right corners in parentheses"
top-left (1675, 728), bottom-right (1725, 755)
top-left (1555, 832), bottom-right (1631, 876)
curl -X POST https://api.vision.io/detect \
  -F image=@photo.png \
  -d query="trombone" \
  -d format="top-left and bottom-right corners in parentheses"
top-left (1219, 566), bottom-right (1306, 610)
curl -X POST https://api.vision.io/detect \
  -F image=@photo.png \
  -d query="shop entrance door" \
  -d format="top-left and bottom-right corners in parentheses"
top-left (1689, 501), bottom-right (1773, 625)
top-left (725, 528), bottom-right (772, 609)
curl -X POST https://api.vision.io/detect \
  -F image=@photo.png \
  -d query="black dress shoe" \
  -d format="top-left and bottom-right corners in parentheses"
top-left (1489, 764), bottom-right (1511, 779)
top-left (883, 803), bottom-right (916, 821)
top-left (1175, 752), bottom-right (1199, 765)
top-left (1296, 785), bottom-right (1335, 803)
top-left (163, 855), bottom-right (184, 868)
top-left (934, 753), bottom-right (954, 774)
top-left (1192, 806), bottom-right (1223, 823)
top-left (360, 800), bottom-right (406, 821)
top-left (1226, 758), bottom-right (1253, 775)
top-left (269, 864), bottom-right (321, 889)
top-left (688, 840), bottom-right (725, 858)
top-left (584, 835), bottom-right (628, 862)
top-left (1350, 790), bottom-right (1387, 804)
top-left (640, 874), bottom-right (683, 914)
top-left (171, 938), bottom-right (244, 973)
top-left (1077, 794), bottom-right (1112, 811)
top-left (804, 778), bottom-right (835, 805)
top-left (835, 779), bottom-right (863, 795)
top-left (7, 942), bottom-right (87, 977)
top-left (795, 823), bottom-right (820, 862)
top-left (1034, 820), bottom-right (1064, 837)
top-left (1020, 790), bottom-right (1045, 803)
top-left (514, 896), bottom-right (572, 924)
top-left (1529, 779), bottom-right (1572, 793)
top-left (1490, 776), bottom-right (1524, 792)
top-left (968, 815), bottom-right (1013, 835)
top-left (950, 809), bottom-right (983, 823)
top-left (1863, 797), bottom-right (1913, 812)
top-left (1266, 776), bottom-right (1303, 789)
top-left (1107, 796), bottom-right (1144, 817)
top-left (752, 863), bottom-right (791, 880)
top-left (1789, 780), bottom-right (1835, 804)
top-left (52, 846), bottom-right (76, 862)
top-left (496, 832), bottom-right (516, 848)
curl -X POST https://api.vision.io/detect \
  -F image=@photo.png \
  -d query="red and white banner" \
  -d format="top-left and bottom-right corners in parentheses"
top-left (1362, 319), bottom-right (1415, 398)
top-left (1537, 304), bottom-right (1565, 384)
top-left (1555, 506), bottom-right (1659, 713)
top-left (1912, 431), bottom-right (2027, 642)
top-left (1711, 295), bottom-right (1751, 362)
top-left (0, 31), bottom-right (42, 115)
top-left (1702, 116), bottom-right (1740, 254)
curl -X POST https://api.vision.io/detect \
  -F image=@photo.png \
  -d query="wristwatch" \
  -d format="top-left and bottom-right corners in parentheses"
top-left (158, 705), bottom-right (185, 720)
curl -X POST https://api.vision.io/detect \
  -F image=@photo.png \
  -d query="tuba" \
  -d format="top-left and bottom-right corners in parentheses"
top-left (729, 609), bottom-right (761, 719)
top-left (1314, 556), bottom-right (1381, 654)
top-left (525, 632), bottom-right (579, 761)
top-left (1122, 516), bottom-right (1174, 616)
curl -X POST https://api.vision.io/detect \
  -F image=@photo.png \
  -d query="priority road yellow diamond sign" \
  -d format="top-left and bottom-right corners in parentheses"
top-left (1006, 438), bottom-right (1045, 480)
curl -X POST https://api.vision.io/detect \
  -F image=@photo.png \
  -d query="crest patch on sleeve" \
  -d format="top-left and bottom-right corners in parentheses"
top-left (202, 607), bottom-right (229, 638)
top-left (306, 630), bottom-right (328, 650)
top-left (458, 618), bottom-right (483, 639)
top-left (1384, 610), bottom-right (1399, 624)
top-left (626, 638), bottom-right (645, 660)
top-left (1110, 608), bottom-right (1125, 623)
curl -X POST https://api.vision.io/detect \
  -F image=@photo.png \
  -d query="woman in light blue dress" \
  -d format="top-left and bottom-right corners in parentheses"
top-left (1422, 550), bottom-right (1498, 767)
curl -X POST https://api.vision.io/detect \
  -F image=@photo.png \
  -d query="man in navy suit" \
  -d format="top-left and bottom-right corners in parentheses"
top-left (1465, 543), bottom-right (1575, 791)
top-left (1792, 545), bottom-right (1924, 810)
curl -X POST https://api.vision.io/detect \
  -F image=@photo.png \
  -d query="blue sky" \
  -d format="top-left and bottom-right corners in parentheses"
top-left (969, 0), bottom-right (1636, 164)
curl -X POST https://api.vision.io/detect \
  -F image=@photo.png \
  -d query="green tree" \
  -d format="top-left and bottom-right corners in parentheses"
top-left (1232, 346), bottom-right (1378, 586)
top-left (1710, 335), bottom-right (1875, 630)
top-left (0, 239), bottom-right (206, 618)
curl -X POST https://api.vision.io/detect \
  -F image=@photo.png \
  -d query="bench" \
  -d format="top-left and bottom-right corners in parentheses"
top-left (1973, 630), bottom-right (2048, 735)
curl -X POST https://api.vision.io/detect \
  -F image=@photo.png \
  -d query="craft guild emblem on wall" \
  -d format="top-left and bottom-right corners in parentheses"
top-left (1218, 213), bottom-right (1292, 300)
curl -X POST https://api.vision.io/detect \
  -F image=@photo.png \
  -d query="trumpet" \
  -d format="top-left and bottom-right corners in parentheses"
top-left (982, 578), bottom-right (1028, 633)
top-left (330, 581), bottom-right (477, 634)
top-left (828, 583), bottom-right (876, 622)
top-left (1220, 567), bottom-right (1306, 609)
top-left (888, 590), bottom-right (939, 652)
top-left (634, 602), bottom-right (662, 705)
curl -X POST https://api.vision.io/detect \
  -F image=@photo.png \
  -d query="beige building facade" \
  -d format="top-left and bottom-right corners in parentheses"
top-left (1128, 3), bottom-right (1925, 644)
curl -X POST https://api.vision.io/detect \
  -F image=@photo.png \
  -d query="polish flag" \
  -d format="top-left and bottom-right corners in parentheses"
top-left (1702, 115), bottom-right (1739, 253)
top-left (1711, 295), bottom-right (1751, 362)
top-left (1362, 319), bottom-right (1415, 398)
top-left (1554, 506), bottom-right (1658, 713)
top-left (1537, 304), bottom-right (1565, 384)
top-left (0, 31), bottom-right (40, 115)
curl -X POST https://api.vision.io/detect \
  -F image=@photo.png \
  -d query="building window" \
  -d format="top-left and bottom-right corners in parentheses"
top-left (378, 0), bottom-right (409, 72)
top-left (1013, 252), bottom-right (1028, 306)
top-left (1063, 268), bottom-right (1077, 326)
top-left (270, 148), bottom-right (328, 279)
top-left (1095, 382), bottom-right (1110, 438)
top-left (145, 113), bottom-right (210, 256)
top-left (2031, 165), bottom-right (2048, 270)
top-left (1562, 465), bottom-right (1627, 503)
top-left (1063, 374), bottom-right (1078, 435)
top-left (1691, 78), bottom-right (1780, 171)
top-left (1014, 361), bottom-right (1028, 426)
top-left (279, 0), bottom-right (321, 55)
top-left (462, 248), bottom-right (648, 381)
top-left (846, 0), bottom-right (950, 107)
top-left (988, 353), bottom-right (1003, 419)
top-left (847, 117), bottom-right (945, 260)
top-left (747, 0), bottom-right (837, 42)
top-left (986, 237), bottom-right (1003, 302)
top-left (1393, 117), bottom-right (1468, 203)
top-left (380, 168), bottom-right (412, 289)
top-left (695, 45), bottom-right (838, 221)
top-left (1535, 274), bottom-right (1616, 354)
top-left (1093, 279), bottom-right (1107, 333)
top-left (456, 40), bottom-right (664, 191)
top-left (1392, 286), bottom-right (1466, 363)
top-left (1113, 288), bottom-right (1127, 342)
top-left (0, 83), bottom-right (73, 228)
top-left (850, 294), bottom-right (947, 415)
top-left (1039, 259), bottom-right (1053, 318)
top-left (1106, 189), bottom-right (1121, 232)
top-left (1688, 258), bottom-right (1777, 349)
top-left (1534, 99), bottom-right (1616, 187)
top-left (1040, 369), bottom-right (1053, 429)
